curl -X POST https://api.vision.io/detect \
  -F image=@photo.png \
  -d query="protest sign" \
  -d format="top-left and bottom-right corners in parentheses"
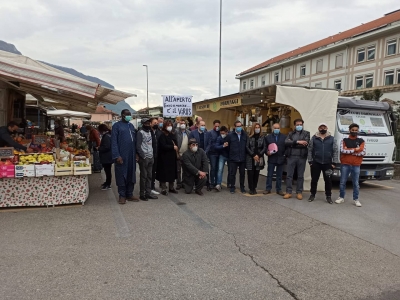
top-left (162, 95), bottom-right (192, 117)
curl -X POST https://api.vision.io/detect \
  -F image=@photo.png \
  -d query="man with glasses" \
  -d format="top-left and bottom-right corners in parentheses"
top-left (335, 123), bottom-right (366, 207)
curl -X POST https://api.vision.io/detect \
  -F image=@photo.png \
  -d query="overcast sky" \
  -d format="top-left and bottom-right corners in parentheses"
top-left (1, 0), bottom-right (399, 109)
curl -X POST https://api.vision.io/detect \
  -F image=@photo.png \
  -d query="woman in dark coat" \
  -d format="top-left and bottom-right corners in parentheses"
top-left (246, 122), bottom-right (266, 195)
top-left (156, 120), bottom-right (178, 195)
top-left (98, 124), bottom-right (113, 190)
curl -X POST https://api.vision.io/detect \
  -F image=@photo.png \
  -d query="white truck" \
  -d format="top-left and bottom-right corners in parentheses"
top-left (332, 97), bottom-right (397, 181)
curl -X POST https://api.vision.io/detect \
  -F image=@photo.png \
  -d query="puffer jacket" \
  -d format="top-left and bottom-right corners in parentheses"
top-left (307, 131), bottom-right (339, 165)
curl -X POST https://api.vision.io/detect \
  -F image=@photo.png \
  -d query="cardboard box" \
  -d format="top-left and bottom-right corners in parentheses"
top-left (35, 164), bottom-right (55, 177)
top-left (15, 165), bottom-right (35, 177)
top-left (0, 165), bottom-right (15, 178)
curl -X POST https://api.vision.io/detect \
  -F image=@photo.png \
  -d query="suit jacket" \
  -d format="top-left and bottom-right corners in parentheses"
top-left (226, 131), bottom-right (247, 162)
top-left (181, 148), bottom-right (209, 177)
top-left (264, 133), bottom-right (287, 165)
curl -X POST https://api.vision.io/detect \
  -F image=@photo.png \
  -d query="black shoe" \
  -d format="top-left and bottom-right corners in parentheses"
top-left (241, 188), bottom-right (247, 194)
top-left (263, 190), bottom-right (271, 195)
top-left (308, 195), bottom-right (315, 202)
top-left (230, 188), bottom-right (235, 194)
top-left (146, 194), bottom-right (158, 200)
top-left (169, 189), bottom-right (178, 194)
top-left (249, 190), bottom-right (254, 195)
top-left (101, 184), bottom-right (108, 190)
top-left (206, 186), bottom-right (212, 191)
top-left (326, 196), bottom-right (333, 204)
top-left (139, 196), bottom-right (148, 201)
top-left (161, 190), bottom-right (169, 196)
top-left (253, 189), bottom-right (257, 195)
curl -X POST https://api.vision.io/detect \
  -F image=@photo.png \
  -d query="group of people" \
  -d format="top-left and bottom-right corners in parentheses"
top-left (98, 110), bottom-right (366, 207)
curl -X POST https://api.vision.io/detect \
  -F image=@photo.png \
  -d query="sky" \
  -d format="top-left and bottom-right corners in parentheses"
top-left (1, 0), bottom-right (399, 110)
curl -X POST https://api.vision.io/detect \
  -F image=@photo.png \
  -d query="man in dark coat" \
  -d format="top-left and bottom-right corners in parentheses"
top-left (181, 139), bottom-right (209, 195)
top-left (263, 123), bottom-right (286, 195)
top-left (150, 118), bottom-right (160, 195)
top-left (175, 119), bottom-right (191, 190)
top-left (226, 120), bottom-right (248, 194)
top-left (111, 109), bottom-right (138, 204)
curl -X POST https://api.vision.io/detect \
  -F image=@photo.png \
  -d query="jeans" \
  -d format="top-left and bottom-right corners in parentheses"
top-left (339, 164), bottom-right (360, 200)
top-left (118, 182), bottom-right (134, 198)
top-left (286, 156), bottom-right (307, 194)
top-left (209, 155), bottom-right (219, 187)
top-left (217, 155), bottom-right (229, 186)
top-left (266, 163), bottom-right (284, 192)
top-left (310, 163), bottom-right (333, 196)
top-left (102, 163), bottom-right (112, 186)
top-left (138, 157), bottom-right (154, 197)
top-left (229, 161), bottom-right (246, 189)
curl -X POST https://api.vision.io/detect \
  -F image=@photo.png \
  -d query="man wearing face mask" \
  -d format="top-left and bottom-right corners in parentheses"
top-left (112, 109), bottom-right (139, 204)
top-left (181, 139), bottom-right (209, 195)
top-left (0, 121), bottom-right (33, 153)
top-left (175, 119), bottom-right (191, 190)
top-left (307, 123), bottom-right (339, 204)
top-left (206, 120), bottom-right (221, 190)
top-left (226, 120), bottom-right (248, 194)
top-left (190, 116), bottom-right (203, 131)
top-left (284, 119), bottom-right (310, 200)
top-left (150, 118), bottom-right (160, 195)
top-left (156, 117), bottom-right (164, 140)
top-left (215, 126), bottom-right (230, 191)
top-left (189, 120), bottom-right (210, 189)
top-left (264, 123), bottom-right (286, 196)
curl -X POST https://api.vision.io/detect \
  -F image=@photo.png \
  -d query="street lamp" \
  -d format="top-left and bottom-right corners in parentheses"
top-left (143, 64), bottom-right (149, 111)
top-left (219, 0), bottom-right (222, 97)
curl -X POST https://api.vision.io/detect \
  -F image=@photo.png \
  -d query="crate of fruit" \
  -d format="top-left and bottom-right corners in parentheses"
top-left (73, 162), bottom-right (92, 176)
top-left (55, 162), bottom-right (73, 176)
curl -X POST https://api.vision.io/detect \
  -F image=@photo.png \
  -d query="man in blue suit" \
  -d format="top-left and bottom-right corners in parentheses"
top-left (263, 123), bottom-right (286, 195)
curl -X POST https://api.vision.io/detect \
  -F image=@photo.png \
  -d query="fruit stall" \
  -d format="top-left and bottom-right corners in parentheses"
top-left (0, 135), bottom-right (91, 208)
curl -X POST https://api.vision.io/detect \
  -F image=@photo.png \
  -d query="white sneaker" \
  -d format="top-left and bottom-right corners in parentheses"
top-left (335, 197), bottom-right (344, 204)
top-left (215, 185), bottom-right (221, 191)
top-left (151, 190), bottom-right (160, 195)
top-left (354, 200), bottom-right (362, 207)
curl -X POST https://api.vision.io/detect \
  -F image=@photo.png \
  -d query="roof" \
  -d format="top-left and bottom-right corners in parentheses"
top-left (46, 109), bottom-right (92, 119)
top-left (94, 105), bottom-right (118, 115)
top-left (238, 10), bottom-right (400, 76)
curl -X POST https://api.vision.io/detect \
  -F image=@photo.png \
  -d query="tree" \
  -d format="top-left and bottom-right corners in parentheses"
top-left (361, 89), bottom-right (383, 101)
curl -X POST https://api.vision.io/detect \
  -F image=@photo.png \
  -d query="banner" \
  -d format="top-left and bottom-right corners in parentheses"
top-left (162, 95), bottom-right (192, 117)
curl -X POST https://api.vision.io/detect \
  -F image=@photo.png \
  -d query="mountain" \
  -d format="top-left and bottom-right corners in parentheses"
top-left (0, 40), bottom-right (135, 114)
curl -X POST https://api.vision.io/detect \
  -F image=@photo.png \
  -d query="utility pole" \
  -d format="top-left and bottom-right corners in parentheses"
top-left (143, 65), bottom-right (149, 112)
top-left (219, 0), bottom-right (222, 97)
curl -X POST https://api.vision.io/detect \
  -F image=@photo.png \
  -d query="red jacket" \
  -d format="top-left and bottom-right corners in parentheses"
top-left (89, 129), bottom-right (101, 147)
top-left (340, 136), bottom-right (366, 166)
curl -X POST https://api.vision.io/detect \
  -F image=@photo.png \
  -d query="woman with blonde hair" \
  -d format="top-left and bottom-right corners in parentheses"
top-left (245, 122), bottom-right (266, 195)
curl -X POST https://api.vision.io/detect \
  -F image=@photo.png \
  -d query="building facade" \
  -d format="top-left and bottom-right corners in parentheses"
top-left (236, 10), bottom-right (400, 101)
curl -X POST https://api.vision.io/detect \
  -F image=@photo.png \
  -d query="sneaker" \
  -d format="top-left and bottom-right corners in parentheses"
top-left (354, 200), bottom-right (362, 207)
top-left (308, 195), bottom-right (315, 202)
top-left (326, 196), bottom-right (333, 204)
top-left (230, 187), bottom-right (235, 194)
top-left (151, 190), bottom-right (160, 195)
top-left (335, 197), bottom-right (344, 204)
top-left (101, 184), bottom-right (108, 191)
top-left (240, 188), bottom-right (247, 194)
top-left (215, 185), bottom-right (221, 192)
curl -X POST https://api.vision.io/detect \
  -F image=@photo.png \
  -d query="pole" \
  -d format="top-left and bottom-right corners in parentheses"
top-left (218, 0), bottom-right (222, 97)
top-left (143, 65), bottom-right (149, 111)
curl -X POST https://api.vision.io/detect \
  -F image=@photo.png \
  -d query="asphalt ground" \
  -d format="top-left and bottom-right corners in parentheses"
top-left (1, 170), bottom-right (400, 300)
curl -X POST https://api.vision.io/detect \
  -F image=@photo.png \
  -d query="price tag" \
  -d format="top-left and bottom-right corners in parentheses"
top-left (0, 147), bottom-right (14, 158)
top-left (33, 135), bottom-right (47, 144)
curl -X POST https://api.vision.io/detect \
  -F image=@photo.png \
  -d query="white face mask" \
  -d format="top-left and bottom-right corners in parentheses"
top-left (221, 134), bottom-right (227, 138)
top-left (255, 129), bottom-right (260, 134)
top-left (166, 126), bottom-right (173, 132)
top-left (191, 146), bottom-right (198, 152)
top-left (180, 124), bottom-right (186, 129)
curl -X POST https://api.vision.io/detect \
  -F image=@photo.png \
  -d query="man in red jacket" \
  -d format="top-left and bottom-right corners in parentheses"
top-left (335, 123), bottom-right (366, 207)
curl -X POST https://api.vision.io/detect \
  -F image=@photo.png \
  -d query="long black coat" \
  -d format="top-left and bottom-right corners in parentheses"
top-left (156, 132), bottom-right (177, 183)
top-left (246, 134), bottom-right (266, 171)
top-left (98, 132), bottom-right (113, 164)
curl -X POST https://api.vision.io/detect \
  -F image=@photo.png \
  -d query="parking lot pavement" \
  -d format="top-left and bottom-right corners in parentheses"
top-left (1, 172), bottom-right (399, 300)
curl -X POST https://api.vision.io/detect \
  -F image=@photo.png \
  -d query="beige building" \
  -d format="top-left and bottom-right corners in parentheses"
top-left (236, 10), bottom-right (400, 101)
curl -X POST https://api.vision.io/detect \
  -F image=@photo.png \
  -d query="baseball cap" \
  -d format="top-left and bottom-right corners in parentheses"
top-left (318, 123), bottom-right (328, 127)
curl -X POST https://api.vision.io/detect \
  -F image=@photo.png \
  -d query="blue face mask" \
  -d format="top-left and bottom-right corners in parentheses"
top-left (273, 129), bottom-right (280, 135)
top-left (236, 127), bottom-right (242, 133)
top-left (296, 125), bottom-right (303, 131)
top-left (158, 123), bottom-right (163, 128)
top-left (124, 115), bottom-right (132, 122)
top-left (200, 126), bottom-right (206, 132)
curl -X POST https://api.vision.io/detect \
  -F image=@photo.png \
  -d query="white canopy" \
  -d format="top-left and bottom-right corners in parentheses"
top-left (47, 109), bottom-right (92, 119)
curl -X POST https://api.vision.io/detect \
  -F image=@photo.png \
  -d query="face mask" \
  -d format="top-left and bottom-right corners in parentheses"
top-left (214, 126), bottom-right (220, 131)
top-left (158, 123), bottom-right (163, 128)
top-left (296, 125), bottom-right (303, 131)
top-left (166, 126), bottom-right (173, 132)
top-left (236, 127), bottom-right (242, 133)
top-left (143, 125), bottom-right (150, 130)
top-left (200, 126), bottom-right (206, 132)
top-left (221, 134), bottom-right (227, 139)
top-left (180, 124), bottom-right (186, 129)
top-left (273, 129), bottom-right (280, 135)
top-left (255, 129), bottom-right (260, 134)
top-left (124, 115), bottom-right (132, 122)
top-left (191, 146), bottom-right (198, 152)
top-left (319, 129), bottom-right (327, 134)
top-left (350, 132), bottom-right (358, 137)
top-left (152, 125), bottom-right (158, 130)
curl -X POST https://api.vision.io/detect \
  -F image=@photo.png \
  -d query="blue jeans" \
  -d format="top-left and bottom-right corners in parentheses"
top-left (217, 155), bottom-right (228, 185)
top-left (266, 163), bottom-right (284, 192)
top-left (209, 154), bottom-right (220, 187)
top-left (339, 164), bottom-right (360, 200)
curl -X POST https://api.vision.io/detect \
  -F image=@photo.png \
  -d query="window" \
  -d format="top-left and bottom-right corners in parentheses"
top-left (242, 81), bottom-right (247, 90)
top-left (300, 65), bottom-right (306, 76)
top-left (274, 72), bottom-right (279, 83)
top-left (335, 54), bottom-right (343, 68)
top-left (365, 74), bottom-right (373, 88)
top-left (385, 70), bottom-right (394, 85)
top-left (355, 76), bottom-right (364, 89)
top-left (250, 79), bottom-right (254, 89)
top-left (316, 59), bottom-right (323, 73)
top-left (285, 68), bottom-right (290, 81)
top-left (367, 46), bottom-right (375, 61)
top-left (387, 39), bottom-right (397, 56)
top-left (261, 76), bottom-right (265, 86)
top-left (357, 48), bottom-right (365, 63)
top-left (334, 80), bottom-right (342, 90)
top-left (315, 83), bottom-right (322, 88)
top-left (397, 70), bottom-right (400, 84)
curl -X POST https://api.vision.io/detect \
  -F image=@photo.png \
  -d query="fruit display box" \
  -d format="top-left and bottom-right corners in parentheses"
top-left (35, 163), bottom-right (55, 177)
top-left (54, 164), bottom-right (73, 176)
top-left (15, 165), bottom-right (35, 178)
top-left (73, 163), bottom-right (92, 176)
top-left (0, 165), bottom-right (15, 178)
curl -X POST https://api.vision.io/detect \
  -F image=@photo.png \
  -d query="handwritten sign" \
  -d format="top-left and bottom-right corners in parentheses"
top-left (0, 147), bottom-right (14, 158)
top-left (33, 135), bottom-right (47, 144)
top-left (162, 95), bottom-right (192, 117)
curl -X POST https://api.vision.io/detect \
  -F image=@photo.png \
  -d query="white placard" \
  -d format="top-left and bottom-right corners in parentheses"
top-left (162, 95), bottom-right (192, 117)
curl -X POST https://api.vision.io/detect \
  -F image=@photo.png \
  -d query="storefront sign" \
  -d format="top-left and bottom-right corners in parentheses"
top-left (196, 97), bottom-right (242, 113)
top-left (162, 95), bottom-right (192, 117)
top-left (196, 103), bottom-right (210, 111)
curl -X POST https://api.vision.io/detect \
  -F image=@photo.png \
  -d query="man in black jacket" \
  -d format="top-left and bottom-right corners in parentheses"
top-left (0, 121), bottom-right (33, 152)
top-left (263, 123), bottom-right (286, 195)
top-left (181, 139), bottom-right (209, 196)
top-left (150, 118), bottom-right (160, 195)
top-left (284, 119), bottom-right (310, 200)
top-left (226, 120), bottom-right (247, 194)
top-left (307, 123), bottom-right (339, 204)
top-left (175, 119), bottom-right (191, 190)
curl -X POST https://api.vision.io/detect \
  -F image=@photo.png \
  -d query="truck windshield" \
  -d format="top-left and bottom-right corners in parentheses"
top-left (337, 110), bottom-right (392, 136)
